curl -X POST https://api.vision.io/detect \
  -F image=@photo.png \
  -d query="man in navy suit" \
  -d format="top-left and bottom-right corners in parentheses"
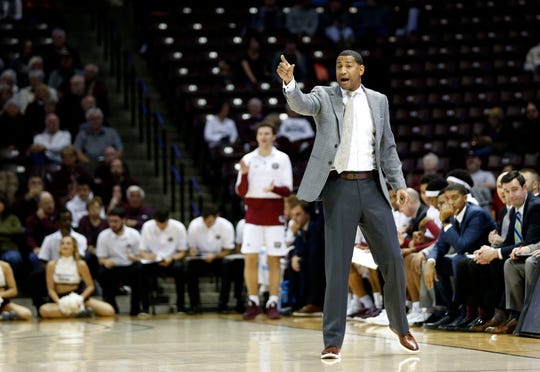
top-left (472, 170), bottom-right (540, 334)
top-left (423, 183), bottom-right (496, 329)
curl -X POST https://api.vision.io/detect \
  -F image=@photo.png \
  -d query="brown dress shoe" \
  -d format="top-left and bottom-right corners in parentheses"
top-left (486, 317), bottom-right (518, 334)
top-left (321, 346), bottom-right (341, 359)
top-left (390, 327), bottom-right (420, 353)
top-left (470, 314), bottom-right (506, 332)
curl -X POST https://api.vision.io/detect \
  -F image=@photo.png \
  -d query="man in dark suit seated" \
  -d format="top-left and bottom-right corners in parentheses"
top-left (471, 170), bottom-right (540, 334)
top-left (423, 183), bottom-right (497, 330)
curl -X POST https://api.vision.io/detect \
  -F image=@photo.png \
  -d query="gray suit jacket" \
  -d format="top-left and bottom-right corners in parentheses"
top-left (283, 83), bottom-right (406, 204)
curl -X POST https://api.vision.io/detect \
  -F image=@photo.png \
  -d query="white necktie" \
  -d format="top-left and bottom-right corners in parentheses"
top-left (334, 91), bottom-right (355, 173)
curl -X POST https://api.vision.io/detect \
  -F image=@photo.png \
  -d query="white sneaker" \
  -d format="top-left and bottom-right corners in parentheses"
top-left (366, 309), bottom-right (389, 326)
top-left (407, 309), bottom-right (422, 325)
top-left (346, 297), bottom-right (363, 318)
top-left (410, 310), bottom-right (432, 324)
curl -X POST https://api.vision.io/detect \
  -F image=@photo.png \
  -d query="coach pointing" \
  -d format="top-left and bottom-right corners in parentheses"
top-left (277, 50), bottom-right (419, 359)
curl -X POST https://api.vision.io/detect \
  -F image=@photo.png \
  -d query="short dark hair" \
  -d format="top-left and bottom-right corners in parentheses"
top-left (501, 170), bottom-right (525, 186)
top-left (256, 121), bottom-right (277, 135)
top-left (201, 205), bottom-right (219, 219)
top-left (426, 177), bottom-right (449, 193)
top-left (443, 183), bottom-right (468, 196)
top-left (107, 206), bottom-right (125, 218)
top-left (154, 206), bottom-right (170, 223)
top-left (338, 50), bottom-right (363, 65)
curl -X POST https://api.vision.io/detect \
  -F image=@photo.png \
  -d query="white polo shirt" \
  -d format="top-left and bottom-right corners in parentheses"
top-left (141, 219), bottom-right (188, 259)
top-left (96, 226), bottom-right (142, 267)
top-left (38, 229), bottom-right (88, 261)
top-left (187, 216), bottom-right (235, 255)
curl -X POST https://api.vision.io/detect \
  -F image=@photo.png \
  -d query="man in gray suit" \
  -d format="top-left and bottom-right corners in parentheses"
top-left (277, 50), bottom-right (419, 359)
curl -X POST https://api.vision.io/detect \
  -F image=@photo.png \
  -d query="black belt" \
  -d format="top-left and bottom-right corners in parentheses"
top-left (329, 170), bottom-right (374, 180)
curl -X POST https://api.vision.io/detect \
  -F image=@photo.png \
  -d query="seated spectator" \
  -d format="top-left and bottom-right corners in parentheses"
top-left (47, 49), bottom-right (83, 96)
top-left (185, 207), bottom-right (236, 314)
top-left (140, 206), bottom-right (188, 313)
top-left (123, 185), bottom-right (154, 231)
top-left (236, 97), bottom-right (264, 147)
top-left (0, 99), bottom-right (31, 153)
top-left (56, 75), bottom-right (87, 137)
top-left (324, 14), bottom-right (355, 49)
top-left (520, 168), bottom-right (540, 197)
top-left (39, 236), bottom-right (114, 318)
top-left (42, 28), bottom-right (82, 77)
top-left (0, 197), bottom-right (24, 278)
top-left (74, 107), bottom-right (123, 165)
top-left (471, 106), bottom-right (516, 156)
top-left (0, 260), bottom-right (33, 321)
top-left (0, 169), bottom-right (18, 210)
top-left (25, 191), bottom-right (59, 271)
top-left (76, 196), bottom-right (108, 276)
top-left (66, 176), bottom-right (104, 228)
top-left (404, 180), bottom-right (447, 326)
top-left (0, 69), bottom-right (18, 95)
top-left (28, 113), bottom-right (71, 166)
top-left (9, 38), bottom-right (34, 88)
top-left (239, 36), bottom-right (271, 91)
top-left (471, 171), bottom-right (540, 334)
top-left (288, 201), bottom-right (325, 317)
top-left (466, 153), bottom-right (496, 192)
top-left (23, 83), bottom-right (57, 136)
top-left (466, 153), bottom-right (496, 210)
top-left (96, 156), bottom-right (137, 206)
top-left (248, 0), bottom-right (286, 36)
top-left (446, 168), bottom-right (483, 206)
top-left (84, 64), bottom-right (109, 116)
top-left (423, 183), bottom-right (496, 330)
top-left (12, 174), bottom-right (44, 223)
top-left (97, 207), bottom-right (147, 316)
top-left (49, 145), bottom-right (90, 207)
top-left (276, 105), bottom-right (314, 156)
top-left (203, 101), bottom-right (239, 150)
top-left (13, 70), bottom-right (58, 114)
top-left (285, 0), bottom-right (319, 38)
top-left (409, 152), bottom-right (442, 191)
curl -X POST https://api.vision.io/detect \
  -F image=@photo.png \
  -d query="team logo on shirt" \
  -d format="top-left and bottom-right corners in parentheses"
top-left (272, 163), bottom-right (279, 169)
top-left (274, 242), bottom-right (282, 248)
top-left (168, 237), bottom-right (173, 242)
top-left (215, 235), bottom-right (221, 240)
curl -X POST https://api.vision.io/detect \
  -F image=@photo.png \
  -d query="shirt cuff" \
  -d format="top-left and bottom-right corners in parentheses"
top-left (443, 224), bottom-right (452, 232)
top-left (497, 248), bottom-right (503, 260)
top-left (283, 79), bottom-right (296, 92)
top-left (427, 258), bottom-right (436, 265)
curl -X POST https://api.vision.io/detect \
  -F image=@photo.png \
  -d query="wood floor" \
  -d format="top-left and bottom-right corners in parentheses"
top-left (1, 311), bottom-right (539, 371)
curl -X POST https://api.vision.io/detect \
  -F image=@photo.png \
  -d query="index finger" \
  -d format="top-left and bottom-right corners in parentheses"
top-left (280, 54), bottom-right (290, 66)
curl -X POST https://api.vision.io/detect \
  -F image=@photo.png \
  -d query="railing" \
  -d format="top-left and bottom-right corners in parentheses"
top-left (189, 176), bottom-right (204, 220)
top-left (94, 5), bottom-right (206, 224)
top-left (171, 144), bottom-right (185, 221)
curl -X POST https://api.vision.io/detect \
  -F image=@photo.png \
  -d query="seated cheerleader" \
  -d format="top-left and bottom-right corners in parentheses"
top-left (39, 236), bottom-right (115, 318)
top-left (0, 260), bottom-right (33, 320)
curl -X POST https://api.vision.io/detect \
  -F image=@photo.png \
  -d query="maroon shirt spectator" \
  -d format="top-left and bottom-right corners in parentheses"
top-left (122, 185), bottom-right (154, 231)
top-left (49, 145), bottom-right (90, 207)
top-left (25, 191), bottom-right (58, 254)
